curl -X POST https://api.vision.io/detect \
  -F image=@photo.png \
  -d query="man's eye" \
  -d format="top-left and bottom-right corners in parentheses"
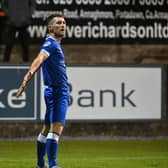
top-left (56, 21), bottom-right (65, 25)
top-left (56, 22), bottom-right (61, 24)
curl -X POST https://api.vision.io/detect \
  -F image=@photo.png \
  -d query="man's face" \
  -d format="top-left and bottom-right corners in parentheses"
top-left (49, 17), bottom-right (66, 38)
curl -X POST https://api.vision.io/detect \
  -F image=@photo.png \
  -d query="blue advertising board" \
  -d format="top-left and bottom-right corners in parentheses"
top-left (0, 66), bottom-right (37, 120)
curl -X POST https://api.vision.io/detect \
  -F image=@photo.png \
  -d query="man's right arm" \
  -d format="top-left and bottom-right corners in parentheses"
top-left (16, 51), bottom-right (48, 98)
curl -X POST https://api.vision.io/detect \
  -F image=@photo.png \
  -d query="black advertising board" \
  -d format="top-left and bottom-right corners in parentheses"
top-left (29, 0), bottom-right (168, 44)
top-left (2, 0), bottom-right (168, 44)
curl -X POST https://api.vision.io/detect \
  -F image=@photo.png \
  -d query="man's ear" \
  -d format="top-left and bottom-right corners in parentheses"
top-left (48, 25), bottom-right (53, 33)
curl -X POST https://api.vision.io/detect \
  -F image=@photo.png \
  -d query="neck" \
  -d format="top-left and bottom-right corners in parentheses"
top-left (49, 33), bottom-right (62, 43)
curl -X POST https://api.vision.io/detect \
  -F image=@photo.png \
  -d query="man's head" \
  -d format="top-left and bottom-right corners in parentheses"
top-left (47, 14), bottom-right (66, 38)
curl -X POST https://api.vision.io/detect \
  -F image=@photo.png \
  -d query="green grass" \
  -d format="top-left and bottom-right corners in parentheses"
top-left (0, 140), bottom-right (168, 168)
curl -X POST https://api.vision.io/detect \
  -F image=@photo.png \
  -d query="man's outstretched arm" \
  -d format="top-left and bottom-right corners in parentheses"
top-left (16, 51), bottom-right (48, 97)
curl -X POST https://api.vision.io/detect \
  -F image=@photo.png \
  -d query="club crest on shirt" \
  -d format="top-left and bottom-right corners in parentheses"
top-left (43, 41), bottom-right (51, 47)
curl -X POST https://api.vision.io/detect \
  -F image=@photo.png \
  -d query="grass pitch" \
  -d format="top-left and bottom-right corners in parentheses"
top-left (0, 139), bottom-right (168, 168)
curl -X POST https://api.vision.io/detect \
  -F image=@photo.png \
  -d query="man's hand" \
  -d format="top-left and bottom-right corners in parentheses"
top-left (16, 82), bottom-right (27, 98)
top-left (16, 71), bottom-right (33, 98)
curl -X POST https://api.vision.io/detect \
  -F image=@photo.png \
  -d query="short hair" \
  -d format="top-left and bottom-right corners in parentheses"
top-left (47, 14), bottom-right (65, 26)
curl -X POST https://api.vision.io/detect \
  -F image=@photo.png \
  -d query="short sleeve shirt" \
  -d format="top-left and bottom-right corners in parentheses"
top-left (40, 36), bottom-right (69, 96)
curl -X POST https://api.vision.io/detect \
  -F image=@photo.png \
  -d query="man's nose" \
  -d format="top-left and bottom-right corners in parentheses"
top-left (61, 24), bottom-right (65, 28)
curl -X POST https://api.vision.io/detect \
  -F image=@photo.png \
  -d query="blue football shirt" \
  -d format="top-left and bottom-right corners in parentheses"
top-left (40, 36), bottom-right (69, 96)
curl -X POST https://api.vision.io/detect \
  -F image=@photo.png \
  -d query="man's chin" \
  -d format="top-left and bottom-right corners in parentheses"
top-left (54, 33), bottom-right (65, 38)
top-left (62, 33), bottom-right (65, 38)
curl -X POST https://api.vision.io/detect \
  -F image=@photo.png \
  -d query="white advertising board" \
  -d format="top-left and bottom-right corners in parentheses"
top-left (40, 66), bottom-right (162, 120)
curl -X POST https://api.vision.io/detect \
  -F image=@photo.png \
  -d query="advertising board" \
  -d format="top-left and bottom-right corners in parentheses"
top-left (0, 66), bottom-right (37, 120)
top-left (29, 0), bottom-right (168, 44)
top-left (40, 66), bottom-right (162, 120)
top-left (0, 65), bottom-right (162, 121)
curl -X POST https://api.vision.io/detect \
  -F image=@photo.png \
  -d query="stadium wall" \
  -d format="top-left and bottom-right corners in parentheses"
top-left (1, 44), bottom-right (168, 64)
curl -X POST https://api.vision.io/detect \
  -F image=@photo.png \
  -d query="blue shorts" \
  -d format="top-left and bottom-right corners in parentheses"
top-left (44, 87), bottom-right (69, 125)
